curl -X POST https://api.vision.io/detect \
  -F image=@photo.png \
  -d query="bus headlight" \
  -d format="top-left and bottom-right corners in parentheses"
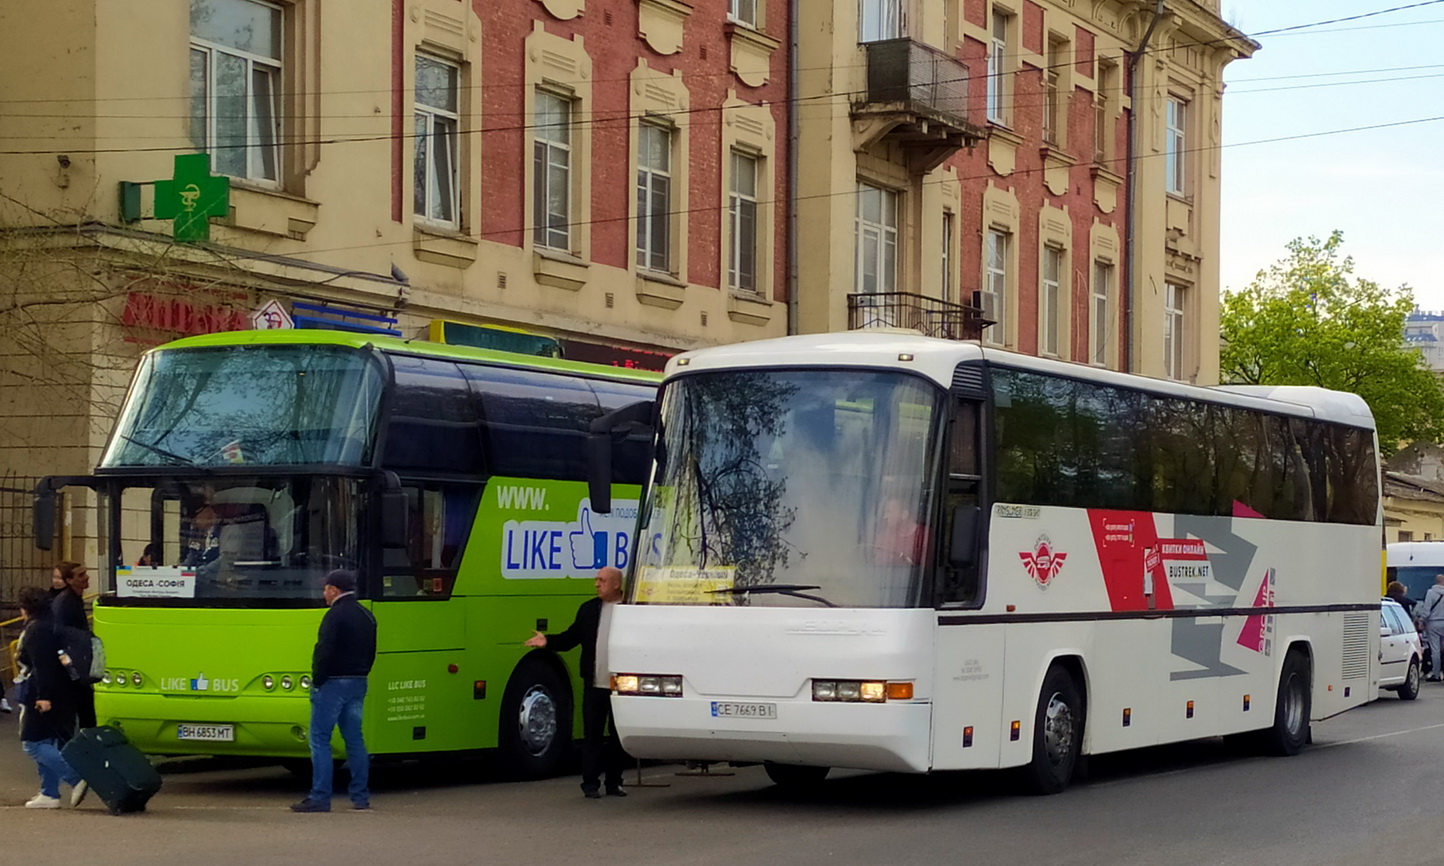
top-left (101, 672), bottom-right (112, 685)
top-left (613, 674), bottom-right (683, 697)
top-left (280, 676), bottom-right (293, 690)
top-left (262, 675), bottom-right (275, 690)
top-left (131, 672), bottom-right (142, 687)
top-left (299, 676), bottom-right (311, 690)
top-left (812, 680), bottom-right (908, 702)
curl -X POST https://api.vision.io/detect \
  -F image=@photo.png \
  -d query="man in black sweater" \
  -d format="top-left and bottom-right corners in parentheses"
top-left (51, 562), bottom-right (95, 728)
top-left (526, 566), bottom-right (626, 799)
top-left (291, 570), bottom-right (377, 813)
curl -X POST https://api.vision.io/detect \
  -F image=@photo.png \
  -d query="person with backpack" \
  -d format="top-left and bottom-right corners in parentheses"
top-left (51, 562), bottom-right (95, 728)
top-left (15, 586), bottom-right (88, 809)
top-left (1416, 574), bottom-right (1444, 682)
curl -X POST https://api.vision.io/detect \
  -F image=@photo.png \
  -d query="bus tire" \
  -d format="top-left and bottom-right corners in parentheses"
top-left (499, 658), bottom-right (572, 780)
top-left (1400, 657), bottom-right (1422, 701)
top-left (1263, 649), bottom-right (1311, 756)
top-left (1022, 665), bottom-right (1083, 795)
top-left (763, 762), bottom-right (829, 789)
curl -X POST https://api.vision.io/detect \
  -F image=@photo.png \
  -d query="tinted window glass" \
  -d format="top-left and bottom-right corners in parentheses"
top-left (465, 366), bottom-right (601, 481)
top-left (383, 356), bottom-right (483, 474)
top-left (592, 378), bottom-right (658, 485)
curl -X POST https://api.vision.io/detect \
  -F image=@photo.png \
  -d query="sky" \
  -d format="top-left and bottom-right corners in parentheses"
top-left (1219, 1), bottom-right (1444, 310)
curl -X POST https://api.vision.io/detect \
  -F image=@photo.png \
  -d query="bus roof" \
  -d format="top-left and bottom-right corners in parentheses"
top-left (665, 331), bottom-right (1375, 429)
top-left (1388, 542), bottom-right (1444, 567)
top-left (155, 329), bottom-right (662, 384)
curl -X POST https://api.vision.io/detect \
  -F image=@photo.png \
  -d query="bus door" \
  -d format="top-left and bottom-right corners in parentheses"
top-left (932, 381), bottom-right (1002, 770)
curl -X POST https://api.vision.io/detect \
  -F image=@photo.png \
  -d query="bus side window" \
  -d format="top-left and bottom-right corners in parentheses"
top-left (938, 397), bottom-right (981, 606)
top-left (380, 484), bottom-right (480, 599)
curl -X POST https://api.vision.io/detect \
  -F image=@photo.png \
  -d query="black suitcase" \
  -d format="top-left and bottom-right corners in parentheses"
top-left (61, 726), bottom-right (162, 814)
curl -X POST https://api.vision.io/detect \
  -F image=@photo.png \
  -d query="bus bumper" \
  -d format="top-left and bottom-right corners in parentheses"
top-left (96, 691), bottom-right (315, 758)
top-left (612, 695), bottom-right (932, 773)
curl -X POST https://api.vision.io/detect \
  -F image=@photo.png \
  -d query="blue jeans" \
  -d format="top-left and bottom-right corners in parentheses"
top-left (23, 738), bottom-right (82, 799)
top-left (307, 677), bottom-right (369, 804)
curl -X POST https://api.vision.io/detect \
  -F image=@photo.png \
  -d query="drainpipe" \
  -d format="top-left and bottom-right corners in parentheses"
top-left (1123, 0), bottom-right (1168, 373)
top-left (786, 0), bottom-right (800, 335)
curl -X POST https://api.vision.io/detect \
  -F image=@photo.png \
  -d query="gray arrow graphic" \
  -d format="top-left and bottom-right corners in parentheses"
top-left (1167, 516), bottom-right (1259, 680)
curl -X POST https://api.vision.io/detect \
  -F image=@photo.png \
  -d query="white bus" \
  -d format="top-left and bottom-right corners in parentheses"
top-left (590, 332), bottom-right (1382, 793)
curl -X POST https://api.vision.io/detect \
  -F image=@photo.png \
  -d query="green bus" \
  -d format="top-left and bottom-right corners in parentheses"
top-left (34, 329), bottom-right (658, 777)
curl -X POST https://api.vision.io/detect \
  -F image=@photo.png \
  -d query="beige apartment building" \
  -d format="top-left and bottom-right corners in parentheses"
top-left (795, 0), bottom-right (1254, 382)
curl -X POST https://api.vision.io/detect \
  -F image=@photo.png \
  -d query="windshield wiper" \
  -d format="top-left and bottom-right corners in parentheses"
top-left (118, 433), bottom-right (204, 470)
top-left (707, 584), bottom-right (836, 608)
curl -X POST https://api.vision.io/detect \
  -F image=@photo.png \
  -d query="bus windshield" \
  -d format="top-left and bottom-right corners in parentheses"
top-left (111, 475), bottom-right (363, 606)
top-left (631, 369), bottom-right (943, 609)
top-left (102, 345), bottom-right (384, 468)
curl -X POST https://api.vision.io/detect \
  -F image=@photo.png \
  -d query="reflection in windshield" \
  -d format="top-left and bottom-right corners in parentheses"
top-left (632, 370), bottom-right (942, 609)
top-left (103, 345), bottom-right (383, 468)
top-left (113, 476), bottom-right (361, 605)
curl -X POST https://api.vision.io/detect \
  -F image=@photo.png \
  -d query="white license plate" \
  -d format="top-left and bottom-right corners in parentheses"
top-left (177, 724), bottom-right (235, 742)
top-left (711, 701), bottom-right (777, 719)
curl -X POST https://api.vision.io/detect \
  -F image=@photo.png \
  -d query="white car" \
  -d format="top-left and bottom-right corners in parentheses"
top-left (1379, 597), bottom-right (1423, 700)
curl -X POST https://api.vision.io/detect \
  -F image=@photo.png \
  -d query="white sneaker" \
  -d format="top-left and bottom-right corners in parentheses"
top-left (25, 793), bottom-right (61, 809)
top-left (70, 780), bottom-right (89, 808)
top-left (0, 697), bottom-right (13, 713)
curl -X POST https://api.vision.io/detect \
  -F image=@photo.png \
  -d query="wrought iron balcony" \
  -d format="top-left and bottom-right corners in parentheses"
top-left (854, 39), bottom-right (986, 173)
top-left (847, 291), bottom-right (994, 342)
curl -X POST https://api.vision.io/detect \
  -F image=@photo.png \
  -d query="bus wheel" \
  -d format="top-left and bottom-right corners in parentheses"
top-left (1263, 649), bottom-right (1311, 756)
top-left (763, 762), bottom-right (829, 789)
top-left (1022, 666), bottom-right (1083, 795)
top-left (1400, 657), bottom-right (1422, 701)
top-left (499, 659), bottom-right (572, 780)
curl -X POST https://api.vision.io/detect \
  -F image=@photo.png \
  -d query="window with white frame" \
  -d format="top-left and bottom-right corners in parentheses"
top-left (729, 0), bottom-right (758, 27)
top-left (859, 0), bottom-right (902, 42)
top-left (415, 54), bottom-right (460, 227)
top-left (983, 229), bottom-right (1009, 343)
top-left (1040, 246), bottom-right (1063, 356)
top-left (1043, 36), bottom-right (1066, 145)
top-left (533, 90), bottom-right (573, 252)
top-left (189, 0), bottom-right (283, 182)
top-left (1091, 260), bottom-right (1113, 366)
top-left (1166, 96), bottom-right (1188, 196)
top-left (1094, 60), bottom-right (1116, 163)
top-left (987, 10), bottom-right (1010, 123)
top-left (728, 151), bottom-right (760, 293)
top-left (636, 122), bottom-right (673, 273)
top-left (941, 212), bottom-right (954, 301)
top-left (855, 183), bottom-right (899, 295)
top-left (1165, 281), bottom-right (1187, 379)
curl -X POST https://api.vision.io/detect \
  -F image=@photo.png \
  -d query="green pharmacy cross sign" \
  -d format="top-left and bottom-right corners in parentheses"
top-left (153, 153), bottom-right (230, 242)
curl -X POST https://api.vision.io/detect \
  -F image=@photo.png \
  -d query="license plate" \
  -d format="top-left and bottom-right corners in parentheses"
top-left (711, 701), bottom-right (777, 719)
top-left (177, 724), bottom-right (235, 742)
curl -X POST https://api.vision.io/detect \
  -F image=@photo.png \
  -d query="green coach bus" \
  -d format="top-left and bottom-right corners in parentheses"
top-left (33, 329), bottom-right (658, 777)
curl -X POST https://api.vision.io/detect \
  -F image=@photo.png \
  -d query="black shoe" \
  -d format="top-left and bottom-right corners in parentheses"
top-left (583, 789), bottom-right (602, 799)
top-left (290, 798), bottom-right (331, 813)
top-left (606, 787), bottom-right (628, 797)
top-left (352, 801), bottom-right (371, 811)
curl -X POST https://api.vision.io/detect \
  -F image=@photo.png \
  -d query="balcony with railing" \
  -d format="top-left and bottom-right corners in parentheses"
top-left (847, 291), bottom-right (994, 342)
top-left (853, 39), bottom-right (987, 174)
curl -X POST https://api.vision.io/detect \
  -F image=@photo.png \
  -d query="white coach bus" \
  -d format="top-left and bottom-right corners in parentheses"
top-left (589, 332), bottom-right (1382, 793)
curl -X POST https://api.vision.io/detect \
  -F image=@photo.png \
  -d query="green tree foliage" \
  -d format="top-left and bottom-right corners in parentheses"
top-left (1220, 231), bottom-right (1444, 454)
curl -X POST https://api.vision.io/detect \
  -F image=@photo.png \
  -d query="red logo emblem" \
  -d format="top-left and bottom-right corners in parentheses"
top-left (1020, 536), bottom-right (1067, 588)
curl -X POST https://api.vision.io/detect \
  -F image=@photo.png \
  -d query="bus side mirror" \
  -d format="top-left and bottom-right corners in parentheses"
top-left (380, 472), bottom-right (408, 550)
top-left (34, 486), bottom-right (57, 551)
top-left (587, 399), bottom-right (655, 516)
top-left (948, 505), bottom-right (981, 568)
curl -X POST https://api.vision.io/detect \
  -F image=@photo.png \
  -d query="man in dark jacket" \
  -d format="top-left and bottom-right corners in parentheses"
top-left (50, 562), bottom-right (95, 728)
top-left (291, 570), bottom-right (377, 813)
top-left (526, 566), bottom-right (626, 799)
top-left (16, 586), bottom-right (88, 809)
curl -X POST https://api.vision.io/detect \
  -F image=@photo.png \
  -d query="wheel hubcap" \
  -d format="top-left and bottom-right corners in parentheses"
top-left (1042, 692), bottom-right (1075, 766)
top-left (1408, 662), bottom-right (1421, 692)
top-left (517, 686), bottom-right (557, 756)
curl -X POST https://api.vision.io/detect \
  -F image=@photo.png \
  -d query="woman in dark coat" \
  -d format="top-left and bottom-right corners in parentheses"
top-left (15, 585), bottom-right (87, 809)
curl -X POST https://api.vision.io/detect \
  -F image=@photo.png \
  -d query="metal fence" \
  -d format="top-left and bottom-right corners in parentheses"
top-left (0, 471), bottom-right (51, 683)
top-left (847, 291), bottom-right (991, 341)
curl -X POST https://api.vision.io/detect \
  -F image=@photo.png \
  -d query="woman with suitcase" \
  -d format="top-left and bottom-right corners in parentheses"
top-left (14, 586), bottom-right (88, 809)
